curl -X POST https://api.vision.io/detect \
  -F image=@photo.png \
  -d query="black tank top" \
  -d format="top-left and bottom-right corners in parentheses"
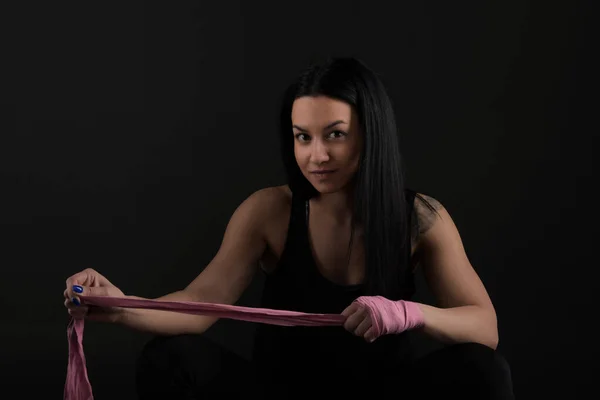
top-left (252, 188), bottom-right (418, 378)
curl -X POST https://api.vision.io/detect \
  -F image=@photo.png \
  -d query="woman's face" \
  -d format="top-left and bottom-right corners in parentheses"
top-left (291, 95), bottom-right (363, 194)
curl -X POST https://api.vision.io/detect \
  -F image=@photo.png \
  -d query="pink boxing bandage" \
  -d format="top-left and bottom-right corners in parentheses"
top-left (353, 296), bottom-right (425, 339)
top-left (65, 295), bottom-right (346, 400)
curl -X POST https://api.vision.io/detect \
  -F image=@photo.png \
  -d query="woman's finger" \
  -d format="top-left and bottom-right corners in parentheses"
top-left (354, 315), bottom-right (372, 337)
top-left (68, 308), bottom-right (88, 318)
top-left (65, 297), bottom-right (88, 316)
top-left (364, 326), bottom-right (378, 343)
top-left (343, 307), bottom-right (368, 333)
top-left (68, 305), bottom-right (88, 318)
top-left (341, 302), bottom-right (360, 318)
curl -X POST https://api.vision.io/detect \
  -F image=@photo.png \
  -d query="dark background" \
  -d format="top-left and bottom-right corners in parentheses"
top-left (1, 1), bottom-right (596, 398)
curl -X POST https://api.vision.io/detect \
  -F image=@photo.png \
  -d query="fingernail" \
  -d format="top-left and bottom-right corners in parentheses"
top-left (72, 297), bottom-right (80, 306)
top-left (73, 285), bottom-right (83, 294)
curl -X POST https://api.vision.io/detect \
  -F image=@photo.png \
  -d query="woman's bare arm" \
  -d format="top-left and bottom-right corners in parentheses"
top-left (115, 187), bottom-right (281, 336)
top-left (413, 194), bottom-right (499, 349)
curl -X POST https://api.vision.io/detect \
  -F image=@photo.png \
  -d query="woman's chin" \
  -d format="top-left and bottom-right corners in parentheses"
top-left (311, 180), bottom-right (343, 194)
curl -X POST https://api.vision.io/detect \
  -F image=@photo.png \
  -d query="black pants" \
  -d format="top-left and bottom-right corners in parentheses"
top-left (135, 334), bottom-right (515, 399)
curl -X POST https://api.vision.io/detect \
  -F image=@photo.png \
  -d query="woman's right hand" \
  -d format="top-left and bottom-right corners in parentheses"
top-left (64, 268), bottom-right (125, 323)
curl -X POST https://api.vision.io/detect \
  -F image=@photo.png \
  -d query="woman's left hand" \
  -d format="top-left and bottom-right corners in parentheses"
top-left (341, 296), bottom-right (425, 343)
top-left (341, 301), bottom-right (377, 342)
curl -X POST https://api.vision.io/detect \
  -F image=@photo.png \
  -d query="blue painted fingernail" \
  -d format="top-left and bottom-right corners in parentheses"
top-left (72, 297), bottom-right (80, 306)
top-left (73, 285), bottom-right (83, 293)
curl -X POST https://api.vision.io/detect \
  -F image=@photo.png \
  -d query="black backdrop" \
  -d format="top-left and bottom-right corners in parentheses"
top-left (1, 1), bottom-right (596, 398)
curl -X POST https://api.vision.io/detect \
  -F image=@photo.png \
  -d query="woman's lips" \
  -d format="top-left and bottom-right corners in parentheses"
top-left (310, 170), bottom-right (337, 179)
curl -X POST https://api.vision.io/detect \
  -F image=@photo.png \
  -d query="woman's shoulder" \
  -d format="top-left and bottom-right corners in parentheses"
top-left (244, 185), bottom-right (294, 262)
top-left (249, 185), bottom-right (292, 208)
top-left (241, 185), bottom-right (293, 226)
top-left (410, 190), bottom-right (445, 236)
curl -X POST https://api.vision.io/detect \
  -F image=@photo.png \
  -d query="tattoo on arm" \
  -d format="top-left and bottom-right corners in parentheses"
top-left (412, 193), bottom-right (443, 240)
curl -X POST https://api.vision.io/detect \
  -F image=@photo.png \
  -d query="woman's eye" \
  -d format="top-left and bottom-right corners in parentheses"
top-left (294, 131), bottom-right (345, 141)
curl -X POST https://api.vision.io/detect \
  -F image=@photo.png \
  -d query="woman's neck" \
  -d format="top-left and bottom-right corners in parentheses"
top-left (312, 189), bottom-right (354, 226)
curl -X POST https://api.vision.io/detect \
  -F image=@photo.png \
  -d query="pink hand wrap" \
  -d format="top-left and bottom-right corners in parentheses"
top-left (353, 296), bottom-right (425, 339)
top-left (65, 295), bottom-right (346, 400)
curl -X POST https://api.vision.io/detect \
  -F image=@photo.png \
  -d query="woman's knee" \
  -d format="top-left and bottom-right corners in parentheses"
top-left (444, 342), bottom-right (514, 398)
top-left (452, 343), bottom-right (511, 374)
top-left (136, 334), bottom-right (222, 377)
top-left (412, 342), bottom-right (514, 399)
top-left (135, 334), bottom-right (254, 398)
top-left (136, 334), bottom-right (246, 399)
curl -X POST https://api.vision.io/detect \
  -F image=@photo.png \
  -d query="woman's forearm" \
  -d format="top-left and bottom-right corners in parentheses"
top-left (416, 303), bottom-right (499, 349)
top-left (114, 290), bottom-right (219, 336)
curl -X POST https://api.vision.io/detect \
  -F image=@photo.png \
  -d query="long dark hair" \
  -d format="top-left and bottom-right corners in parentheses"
top-left (278, 57), bottom-right (417, 299)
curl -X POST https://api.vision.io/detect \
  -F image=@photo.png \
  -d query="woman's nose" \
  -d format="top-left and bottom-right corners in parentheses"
top-left (310, 141), bottom-right (330, 163)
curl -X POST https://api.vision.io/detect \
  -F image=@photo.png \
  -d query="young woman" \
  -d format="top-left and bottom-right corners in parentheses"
top-left (64, 57), bottom-right (514, 399)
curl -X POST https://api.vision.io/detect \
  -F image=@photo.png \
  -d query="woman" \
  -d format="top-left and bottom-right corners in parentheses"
top-left (64, 57), bottom-right (514, 399)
